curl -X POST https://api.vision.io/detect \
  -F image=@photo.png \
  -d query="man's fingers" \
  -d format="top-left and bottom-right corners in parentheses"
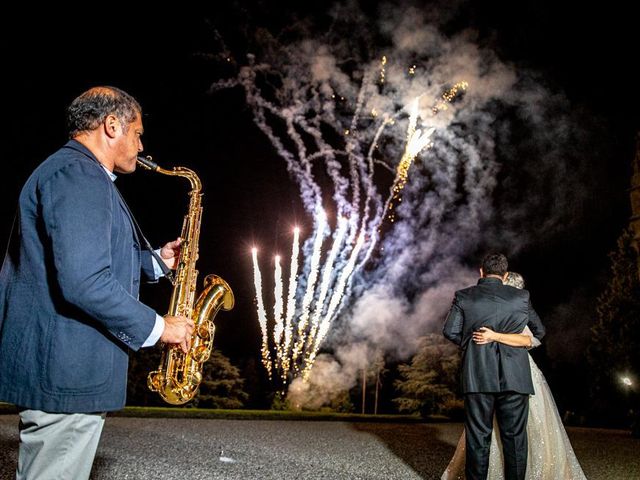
top-left (161, 315), bottom-right (195, 350)
top-left (175, 334), bottom-right (191, 353)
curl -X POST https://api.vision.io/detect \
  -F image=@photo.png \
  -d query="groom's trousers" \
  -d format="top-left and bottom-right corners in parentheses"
top-left (464, 392), bottom-right (529, 480)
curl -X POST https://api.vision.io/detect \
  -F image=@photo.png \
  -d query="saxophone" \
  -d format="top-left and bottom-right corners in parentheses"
top-left (137, 155), bottom-right (234, 405)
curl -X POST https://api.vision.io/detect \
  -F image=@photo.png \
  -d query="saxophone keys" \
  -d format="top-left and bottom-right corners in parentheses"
top-left (197, 322), bottom-right (212, 340)
top-left (147, 371), bottom-right (164, 392)
top-left (192, 345), bottom-right (211, 363)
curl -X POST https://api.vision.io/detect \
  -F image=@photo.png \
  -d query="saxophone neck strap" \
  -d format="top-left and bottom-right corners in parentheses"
top-left (143, 236), bottom-right (176, 285)
top-left (113, 184), bottom-right (176, 285)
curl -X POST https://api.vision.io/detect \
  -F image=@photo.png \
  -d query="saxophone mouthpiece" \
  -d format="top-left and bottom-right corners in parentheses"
top-left (137, 155), bottom-right (159, 171)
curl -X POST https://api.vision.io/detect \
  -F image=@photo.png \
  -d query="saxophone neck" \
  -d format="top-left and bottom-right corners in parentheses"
top-left (137, 155), bottom-right (202, 192)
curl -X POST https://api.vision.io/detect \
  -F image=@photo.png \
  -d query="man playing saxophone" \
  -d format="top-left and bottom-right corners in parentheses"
top-left (0, 86), bottom-right (195, 480)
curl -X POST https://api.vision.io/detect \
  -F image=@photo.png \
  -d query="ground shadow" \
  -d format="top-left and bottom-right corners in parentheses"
top-left (91, 454), bottom-right (119, 478)
top-left (351, 422), bottom-right (460, 480)
top-left (0, 428), bottom-right (18, 479)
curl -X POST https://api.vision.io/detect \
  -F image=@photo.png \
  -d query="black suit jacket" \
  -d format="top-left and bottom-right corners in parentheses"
top-left (443, 277), bottom-right (545, 394)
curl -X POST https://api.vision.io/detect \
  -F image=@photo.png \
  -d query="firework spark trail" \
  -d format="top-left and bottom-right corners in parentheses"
top-left (280, 227), bottom-right (301, 380)
top-left (432, 81), bottom-right (469, 114)
top-left (355, 102), bottom-right (434, 272)
top-left (307, 74), bottom-right (390, 284)
top-left (214, 58), bottom-right (377, 226)
top-left (251, 248), bottom-right (273, 379)
top-left (290, 208), bottom-right (328, 367)
top-left (406, 97), bottom-right (420, 143)
top-left (302, 231), bottom-right (367, 377)
top-left (238, 63), bottom-right (366, 224)
top-left (304, 216), bottom-right (350, 354)
top-left (360, 115), bottom-right (395, 231)
top-left (358, 82), bottom-right (469, 269)
top-left (272, 255), bottom-right (284, 368)
top-left (327, 233), bottom-right (366, 317)
top-left (345, 70), bottom-right (377, 222)
top-left (296, 115), bottom-right (352, 219)
top-left (292, 70), bottom-right (369, 230)
top-left (219, 61), bottom-right (322, 212)
top-left (382, 97), bottom-right (434, 223)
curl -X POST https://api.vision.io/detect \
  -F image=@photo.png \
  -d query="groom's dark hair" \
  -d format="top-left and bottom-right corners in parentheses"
top-left (482, 253), bottom-right (508, 276)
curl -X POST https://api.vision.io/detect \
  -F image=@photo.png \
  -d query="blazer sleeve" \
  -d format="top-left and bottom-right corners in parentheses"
top-left (443, 292), bottom-right (464, 346)
top-left (40, 162), bottom-right (156, 350)
top-left (526, 298), bottom-right (545, 341)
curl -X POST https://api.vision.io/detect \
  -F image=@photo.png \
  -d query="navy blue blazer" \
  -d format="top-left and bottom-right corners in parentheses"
top-left (0, 140), bottom-right (158, 413)
top-left (443, 277), bottom-right (546, 395)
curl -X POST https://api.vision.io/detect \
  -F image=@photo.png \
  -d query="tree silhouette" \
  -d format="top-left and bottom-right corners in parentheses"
top-left (588, 228), bottom-right (640, 428)
top-left (192, 350), bottom-right (249, 409)
top-left (393, 334), bottom-right (461, 417)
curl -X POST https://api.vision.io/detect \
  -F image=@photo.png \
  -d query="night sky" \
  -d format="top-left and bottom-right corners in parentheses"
top-left (1, 1), bottom-right (637, 409)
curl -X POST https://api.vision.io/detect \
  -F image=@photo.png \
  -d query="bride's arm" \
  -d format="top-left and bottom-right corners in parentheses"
top-left (472, 327), bottom-right (532, 347)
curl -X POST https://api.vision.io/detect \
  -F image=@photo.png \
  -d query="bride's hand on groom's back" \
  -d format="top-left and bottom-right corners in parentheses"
top-left (473, 327), bottom-right (496, 344)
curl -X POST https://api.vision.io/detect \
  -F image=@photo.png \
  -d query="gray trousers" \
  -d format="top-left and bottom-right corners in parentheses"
top-left (17, 409), bottom-right (106, 480)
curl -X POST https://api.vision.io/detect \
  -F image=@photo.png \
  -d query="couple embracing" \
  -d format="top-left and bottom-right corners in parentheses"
top-left (442, 253), bottom-right (586, 479)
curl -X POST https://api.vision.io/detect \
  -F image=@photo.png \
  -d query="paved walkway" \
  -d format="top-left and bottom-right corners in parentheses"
top-left (0, 416), bottom-right (638, 479)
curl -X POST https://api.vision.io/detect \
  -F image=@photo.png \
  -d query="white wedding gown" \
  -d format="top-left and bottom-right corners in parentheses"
top-left (442, 340), bottom-right (586, 479)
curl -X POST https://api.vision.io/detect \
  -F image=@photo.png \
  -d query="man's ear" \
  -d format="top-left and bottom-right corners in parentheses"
top-left (479, 268), bottom-right (484, 278)
top-left (104, 114), bottom-right (119, 139)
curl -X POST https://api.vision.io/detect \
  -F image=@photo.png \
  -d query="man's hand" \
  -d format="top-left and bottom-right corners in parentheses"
top-left (160, 314), bottom-right (194, 353)
top-left (160, 238), bottom-right (182, 270)
top-left (472, 326), bottom-right (497, 345)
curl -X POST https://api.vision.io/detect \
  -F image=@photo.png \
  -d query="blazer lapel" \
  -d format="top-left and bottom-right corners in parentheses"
top-left (112, 185), bottom-right (141, 246)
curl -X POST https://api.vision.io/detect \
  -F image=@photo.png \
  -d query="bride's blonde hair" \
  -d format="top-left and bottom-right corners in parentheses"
top-left (505, 271), bottom-right (525, 289)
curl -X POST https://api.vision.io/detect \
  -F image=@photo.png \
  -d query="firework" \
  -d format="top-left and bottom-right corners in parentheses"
top-left (216, 49), bottom-right (468, 386)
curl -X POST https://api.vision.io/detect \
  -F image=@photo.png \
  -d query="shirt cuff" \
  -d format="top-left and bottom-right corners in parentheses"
top-left (152, 248), bottom-right (165, 280)
top-left (142, 314), bottom-right (165, 347)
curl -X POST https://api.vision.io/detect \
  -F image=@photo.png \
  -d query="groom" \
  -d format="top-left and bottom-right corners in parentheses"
top-left (443, 253), bottom-right (545, 480)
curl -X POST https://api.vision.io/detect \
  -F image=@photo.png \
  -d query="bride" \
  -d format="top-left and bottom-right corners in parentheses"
top-left (441, 272), bottom-right (586, 479)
